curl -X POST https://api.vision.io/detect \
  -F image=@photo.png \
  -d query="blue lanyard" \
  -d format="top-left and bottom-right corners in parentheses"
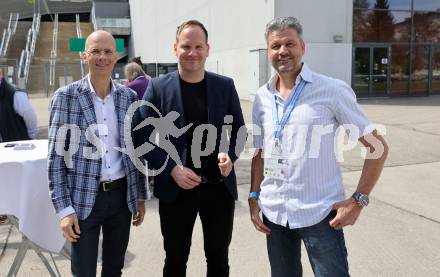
top-left (272, 79), bottom-right (307, 141)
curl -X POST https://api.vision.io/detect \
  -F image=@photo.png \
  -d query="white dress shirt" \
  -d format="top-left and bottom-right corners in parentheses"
top-left (88, 76), bottom-right (126, 182)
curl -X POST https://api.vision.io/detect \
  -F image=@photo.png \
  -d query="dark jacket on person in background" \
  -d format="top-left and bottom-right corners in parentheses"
top-left (0, 78), bottom-right (30, 142)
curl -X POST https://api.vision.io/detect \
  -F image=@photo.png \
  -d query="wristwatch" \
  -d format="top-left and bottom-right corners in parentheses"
top-left (248, 191), bottom-right (260, 200)
top-left (352, 192), bottom-right (369, 207)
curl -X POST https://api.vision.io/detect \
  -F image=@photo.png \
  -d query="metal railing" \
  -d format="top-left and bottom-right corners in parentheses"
top-left (0, 31), bottom-right (6, 56)
top-left (76, 13), bottom-right (86, 77)
top-left (49, 14), bottom-right (59, 87)
top-left (17, 31), bottom-right (31, 86)
top-left (0, 13), bottom-right (19, 57)
top-left (91, 4), bottom-right (97, 31)
top-left (18, 13), bottom-right (41, 88)
top-left (25, 63), bottom-right (84, 96)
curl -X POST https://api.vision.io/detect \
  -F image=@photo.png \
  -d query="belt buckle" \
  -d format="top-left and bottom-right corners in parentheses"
top-left (102, 180), bottom-right (112, 192)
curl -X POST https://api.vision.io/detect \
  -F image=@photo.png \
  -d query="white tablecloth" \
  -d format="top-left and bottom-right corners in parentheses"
top-left (0, 139), bottom-right (65, 252)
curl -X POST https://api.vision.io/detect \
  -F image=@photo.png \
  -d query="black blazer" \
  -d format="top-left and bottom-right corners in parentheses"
top-left (138, 70), bottom-right (246, 202)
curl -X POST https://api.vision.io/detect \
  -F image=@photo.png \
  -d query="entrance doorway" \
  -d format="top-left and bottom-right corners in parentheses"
top-left (353, 45), bottom-right (391, 97)
top-left (430, 45), bottom-right (440, 95)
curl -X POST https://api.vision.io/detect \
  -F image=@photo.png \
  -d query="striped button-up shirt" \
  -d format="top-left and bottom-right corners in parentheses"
top-left (252, 63), bottom-right (372, 228)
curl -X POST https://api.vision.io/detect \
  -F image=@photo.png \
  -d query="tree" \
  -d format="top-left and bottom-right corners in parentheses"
top-left (365, 0), bottom-right (395, 42)
top-left (374, 0), bottom-right (389, 9)
top-left (354, 0), bottom-right (370, 9)
top-left (353, 0), bottom-right (371, 42)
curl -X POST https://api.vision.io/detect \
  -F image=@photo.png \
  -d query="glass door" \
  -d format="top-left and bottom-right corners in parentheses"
top-left (431, 46), bottom-right (440, 95)
top-left (353, 45), bottom-right (391, 97)
top-left (353, 47), bottom-right (370, 97)
top-left (372, 47), bottom-right (389, 96)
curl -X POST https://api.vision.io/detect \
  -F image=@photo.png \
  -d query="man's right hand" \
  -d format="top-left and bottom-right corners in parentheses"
top-left (60, 213), bottom-right (81, 242)
top-left (248, 198), bottom-right (271, 234)
top-left (171, 165), bottom-right (202, 189)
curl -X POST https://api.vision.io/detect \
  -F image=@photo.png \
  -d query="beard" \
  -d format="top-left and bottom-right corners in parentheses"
top-left (273, 57), bottom-right (302, 74)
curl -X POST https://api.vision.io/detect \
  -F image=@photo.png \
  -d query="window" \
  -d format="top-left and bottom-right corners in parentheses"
top-left (353, 10), bottom-right (411, 43)
top-left (353, 0), bottom-right (411, 11)
top-left (413, 12), bottom-right (440, 43)
top-left (432, 47), bottom-right (440, 94)
top-left (413, 0), bottom-right (440, 12)
top-left (391, 45), bottom-right (410, 95)
top-left (411, 45), bottom-right (429, 95)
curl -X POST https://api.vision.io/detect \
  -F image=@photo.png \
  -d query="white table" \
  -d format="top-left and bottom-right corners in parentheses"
top-left (0, 139), bottom-right (66, 276)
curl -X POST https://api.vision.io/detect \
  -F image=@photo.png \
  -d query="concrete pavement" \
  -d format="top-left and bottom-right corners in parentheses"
top-left (1, 95), bottom-right (439, 276)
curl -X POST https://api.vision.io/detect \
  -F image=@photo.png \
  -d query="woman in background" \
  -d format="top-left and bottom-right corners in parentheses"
top-left (124, 62), bottom-right (149, 99)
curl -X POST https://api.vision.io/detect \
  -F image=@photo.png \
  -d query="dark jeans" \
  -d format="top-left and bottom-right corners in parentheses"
top-left (159, 182), bottom-right (235, 277)
top-left (264, 211), bottom-right (349, 277)
top-left (71, 185), bottom-right (132, 277)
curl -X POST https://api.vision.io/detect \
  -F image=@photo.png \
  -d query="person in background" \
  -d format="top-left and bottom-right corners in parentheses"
top-left (128, 56), bottom-right (152, 79)
top-left (0, 66), bottom-right (39, 224)
top-left (0, 67), bottom-right (38, 143)
top-left (124, 61), bottom-right (155, 194)
top-left (0, 66), bottom-right (39, 225)
top-left (124, 62), bottom-right (149, 99)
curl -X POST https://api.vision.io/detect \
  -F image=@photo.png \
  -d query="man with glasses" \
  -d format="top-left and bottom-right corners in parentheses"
top-left (137, 20), bottom-right (246, 277)
top-left (48, 30), bottom-right (146, 276)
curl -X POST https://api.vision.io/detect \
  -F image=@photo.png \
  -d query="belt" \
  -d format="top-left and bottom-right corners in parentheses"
top-left (200, 175), bottom-right (223, 184)
top-left (99, 177), bottom-right (127, 192)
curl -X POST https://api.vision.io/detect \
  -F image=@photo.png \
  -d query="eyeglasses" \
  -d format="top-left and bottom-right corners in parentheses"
top-left (199, 159), bottom-right (223, 184)
top-left (86, 48), bottom-right (115, 56)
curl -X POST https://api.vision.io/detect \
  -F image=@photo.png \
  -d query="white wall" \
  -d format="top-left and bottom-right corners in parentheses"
top-left (129, 0), bottom-right (354, 98)
top-left (275, 0), bottom-right (353, 83)
top-left (129, 0), bottom-right (275, 99)
top-left (304, 43), bottom-right (352, 83)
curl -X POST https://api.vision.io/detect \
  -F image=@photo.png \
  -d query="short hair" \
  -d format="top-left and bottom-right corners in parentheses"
top-left (265, 17), bottom-right (303, 43)
top-left (124, 62), bottom-right (146, 81)
top-left (128, 56), bottom-right (143, 67)
top-left (176, 20), bottom-right (208, 43)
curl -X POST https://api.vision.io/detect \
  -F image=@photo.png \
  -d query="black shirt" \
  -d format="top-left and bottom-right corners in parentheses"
top-left (180, 77), bottom-right (221, 180)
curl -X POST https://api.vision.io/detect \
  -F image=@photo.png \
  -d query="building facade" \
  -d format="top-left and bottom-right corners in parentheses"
top-left (128, 0), bottom-right (440, 99)
top-left (353, 0), bottom-right (440, 97)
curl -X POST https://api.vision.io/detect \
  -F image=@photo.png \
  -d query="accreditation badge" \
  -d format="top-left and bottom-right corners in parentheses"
top-left (264, 140), bottom-right (288, 180)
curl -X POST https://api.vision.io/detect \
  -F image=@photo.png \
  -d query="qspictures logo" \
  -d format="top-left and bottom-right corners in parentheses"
top-left (52, 100), bottom-right (386, 176)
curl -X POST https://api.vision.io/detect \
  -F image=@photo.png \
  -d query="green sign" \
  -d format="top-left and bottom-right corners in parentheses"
top-left (115, 39), bottom-right (124, 52)
top-left (69, 38), bottom-right (125, 52)
top-left (69, 38), bottom-right (85, 52)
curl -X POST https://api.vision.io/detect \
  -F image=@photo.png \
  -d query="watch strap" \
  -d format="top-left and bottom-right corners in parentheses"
top-left (249, 191), bottom-right (260, 200)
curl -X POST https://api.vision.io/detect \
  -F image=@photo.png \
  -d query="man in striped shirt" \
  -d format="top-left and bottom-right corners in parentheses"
top-left (249, 17), bottom-right (389, 276)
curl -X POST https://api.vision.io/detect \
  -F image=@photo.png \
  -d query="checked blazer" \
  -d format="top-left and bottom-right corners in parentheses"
top-left (48, 76), bottom-right (146, 220)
